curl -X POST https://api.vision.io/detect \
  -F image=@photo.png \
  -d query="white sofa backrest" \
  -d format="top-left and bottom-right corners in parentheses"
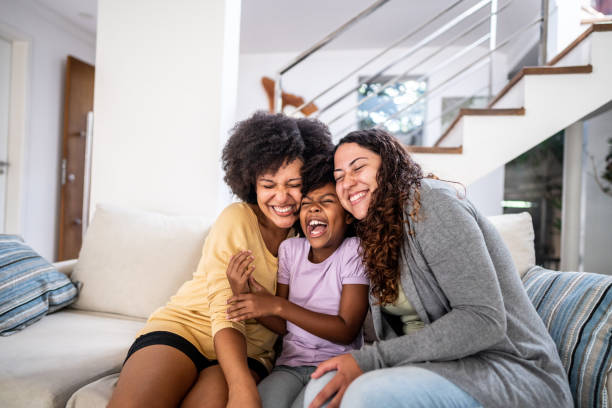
top-left (487, 212), bottom-right (536, 277)
top-left (71, 204), bottom-right (213, 319)
top-left (70, 205), bottom-right (535, 319)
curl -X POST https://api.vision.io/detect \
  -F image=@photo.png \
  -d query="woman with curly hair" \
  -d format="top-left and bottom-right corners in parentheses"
top-left (108, 112), bottom-right (333, 408)
top-left (304, 129), bottom-right (572, 408)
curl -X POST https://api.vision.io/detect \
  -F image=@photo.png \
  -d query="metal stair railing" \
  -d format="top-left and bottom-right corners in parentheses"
top-left (310, 0), bottom-right (504, 121)
top-left (325, 0), bottom-right (516, 129)
top-left (273, 0), bottom-right (550, 145)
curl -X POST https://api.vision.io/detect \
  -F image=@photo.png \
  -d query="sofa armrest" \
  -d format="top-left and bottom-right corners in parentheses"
top-left (53, 259), bottom-right (78, 278)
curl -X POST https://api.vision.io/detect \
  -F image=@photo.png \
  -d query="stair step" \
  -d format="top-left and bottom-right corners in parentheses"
top-left (488, 65), bottom-right (593, 108)
top-left (548, 22), bottom-right (612, 66)
top-left (434, 108), bottom-right (525, 147)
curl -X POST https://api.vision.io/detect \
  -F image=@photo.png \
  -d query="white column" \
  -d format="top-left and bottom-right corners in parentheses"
top-left (90, 0), bottom-right (241, 219)
top-left (560, 121), bottom-right (584, 271)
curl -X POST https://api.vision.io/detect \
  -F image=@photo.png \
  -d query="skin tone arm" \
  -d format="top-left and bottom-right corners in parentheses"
top-left (226, 251), bottom-right (288, 334)
top-left (227, 280), bottom-right (369, 345)
top-left (214, 328), bottom-right (261, 408)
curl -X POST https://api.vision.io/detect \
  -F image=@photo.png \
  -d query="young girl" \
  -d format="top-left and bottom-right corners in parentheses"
top-left (226, 155), bottom-right (370, 408)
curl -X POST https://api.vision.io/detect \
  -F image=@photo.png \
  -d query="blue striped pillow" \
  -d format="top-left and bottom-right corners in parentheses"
top-left (522, 267), bottom-right (612, 408)
top-left (0, 235), bottom-right (78, 335)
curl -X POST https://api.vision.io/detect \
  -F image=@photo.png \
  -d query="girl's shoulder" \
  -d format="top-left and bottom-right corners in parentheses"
top-left (333, 236), bottom-right (362, 264)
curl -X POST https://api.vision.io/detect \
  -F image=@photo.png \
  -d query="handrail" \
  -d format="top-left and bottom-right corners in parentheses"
top-left (323, 0), bottom-right (513, 127)
top-left (311, 0), bottom-right (496, 119)
top-left (375, 17), bottom-right (543, 130)
top-left (278, 0), bottom-right (390, 75)
top-left (332, 35), bottom-right (493, 137)
top-left (327, 34), bottom-right (490, 127)
top-left (285, 0), bottom-right (472, 116)
top-left (275, 0), bottom-right (390, 112)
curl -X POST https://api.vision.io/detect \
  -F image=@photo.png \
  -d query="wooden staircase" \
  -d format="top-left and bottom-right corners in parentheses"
top-left (408, 23), bottom-right (612, 185)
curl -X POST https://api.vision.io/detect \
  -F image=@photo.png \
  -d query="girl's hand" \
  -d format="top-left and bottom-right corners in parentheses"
top-left (226, 250), bottom-right (255, 295)
top-left (308, 354), bottom-right (363, 408)
top-left (226, 284), bottom-right (281, 321)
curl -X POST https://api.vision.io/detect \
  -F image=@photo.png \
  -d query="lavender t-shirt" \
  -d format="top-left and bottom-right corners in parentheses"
top-left (275, 236), bottom-right (369, 367)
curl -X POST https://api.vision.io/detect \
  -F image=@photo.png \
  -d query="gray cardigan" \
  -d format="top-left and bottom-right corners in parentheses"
top-left (351, 179), bottom-right (573, 407)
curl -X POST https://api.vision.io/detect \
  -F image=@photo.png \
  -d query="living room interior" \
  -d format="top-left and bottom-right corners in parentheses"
top-left (1, 0), bottom-right (612, 406)
top-left (0, 0), bottom-right (610, 274)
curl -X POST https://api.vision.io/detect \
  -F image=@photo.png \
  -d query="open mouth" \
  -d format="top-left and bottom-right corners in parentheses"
top-left (306, 219), bottom-right (328, 238)
top-left (272, 205), bottom-right (296, 216)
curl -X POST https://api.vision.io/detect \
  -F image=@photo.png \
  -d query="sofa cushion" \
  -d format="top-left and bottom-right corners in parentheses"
top-left (522, 267), bottom-right (612, 408)
top-left (0, 309), bottom-right (144, 408)
top-left (66, 373), bottom-right (119, 408)
top-left (71, 204), bottom-right (212, 318)
top-left (0, 235), bottom-right (78, 335)
top-left (487, 212), bottom-right (536, 277)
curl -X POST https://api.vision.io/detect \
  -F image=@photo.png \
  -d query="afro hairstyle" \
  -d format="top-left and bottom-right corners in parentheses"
top-left (222, 111), bottom-right (304, 203)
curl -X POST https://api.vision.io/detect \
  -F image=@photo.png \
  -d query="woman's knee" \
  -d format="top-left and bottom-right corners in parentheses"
top-left (303, 371), bottom-right (337, 408)
top-left (341, 367), bottom-right (480, 408)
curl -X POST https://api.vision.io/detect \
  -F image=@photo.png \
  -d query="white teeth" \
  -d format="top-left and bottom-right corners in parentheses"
top-left (308, 220), bottom-right (327, 227)
top-left (349, 192), bottom-right (366, 203)
top-left (273, 206), bottom-right (293, 214)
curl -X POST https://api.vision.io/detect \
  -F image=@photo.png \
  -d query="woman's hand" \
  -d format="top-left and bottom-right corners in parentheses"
top-left (226, 250), bottom-right (255, 295)
top-left (227, 278), bottom-right (281, 321)
top-left (308, 354), bottom-right (363, 408)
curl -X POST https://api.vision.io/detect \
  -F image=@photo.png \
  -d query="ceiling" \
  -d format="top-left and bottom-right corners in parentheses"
top-left (33, 0), bottom-right (540, 54)
top-left (34, 0), bottom-right (97, 35)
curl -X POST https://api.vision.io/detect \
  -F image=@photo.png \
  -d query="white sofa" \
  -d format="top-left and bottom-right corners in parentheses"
top-left (0, 205), bottom-right (608, 407)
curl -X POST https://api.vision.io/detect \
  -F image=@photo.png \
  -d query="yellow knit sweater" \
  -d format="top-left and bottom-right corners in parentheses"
top-left (141, 202), bottom-right (280, 371)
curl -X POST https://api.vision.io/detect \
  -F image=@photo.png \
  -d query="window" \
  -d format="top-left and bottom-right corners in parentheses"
top-left (357, 76), bottom-right (427, 145)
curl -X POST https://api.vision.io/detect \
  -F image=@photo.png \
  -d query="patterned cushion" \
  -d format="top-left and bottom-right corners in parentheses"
top-left (522, 267), bottom-right (612, 408)
top-left (0, 235), bottom-right (78, 335)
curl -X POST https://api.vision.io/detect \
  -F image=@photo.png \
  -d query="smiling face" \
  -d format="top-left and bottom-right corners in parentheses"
top-left (300, 182), bottom-right (350, 262)
top-left (255, 159), bottom-right (303, 229)
top-left (333, 142), bottom-right (382, 220)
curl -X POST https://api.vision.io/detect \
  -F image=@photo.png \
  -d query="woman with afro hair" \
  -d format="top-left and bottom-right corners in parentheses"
top-left (304, 129), bottom-right (572, 408)
top-left (109, 112), bottom-right (333, 408)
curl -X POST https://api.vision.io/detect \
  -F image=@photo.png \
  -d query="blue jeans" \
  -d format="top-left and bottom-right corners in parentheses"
top-left (303, 366), bottom-right (482, 408)
top-left (258, 365), bottom-right (316, 408)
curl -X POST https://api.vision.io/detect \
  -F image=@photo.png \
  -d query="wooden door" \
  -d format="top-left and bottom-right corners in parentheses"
top-left (58, 56), bottom-right (94, 261)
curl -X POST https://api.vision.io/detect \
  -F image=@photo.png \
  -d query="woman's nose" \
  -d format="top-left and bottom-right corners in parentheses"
top-left (343, 173), bottom-right (356, 189)
top-left (275, 188), bottom-right (288, 202)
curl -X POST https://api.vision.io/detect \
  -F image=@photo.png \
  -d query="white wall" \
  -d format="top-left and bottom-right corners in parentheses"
top-left (0, 37), bottom-right (10, 230)
top-left (582, 107), bottom-right (612, 274)
top-left (0, 0), bottom-right (95, 260)
top-left (91, 0), bottom-right (241, 221)
top-left (466, 166), bottom-right (505, 216)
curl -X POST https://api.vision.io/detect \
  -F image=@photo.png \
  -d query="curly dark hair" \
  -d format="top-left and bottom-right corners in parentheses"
top-left (222, 112), bottom-right (334, 204)
top-left (295, 117), bottom-right (334, 168)
top-left (336, 129), bottom-right (424, 304)
top-left (222, 112), bottom-right (304, 203)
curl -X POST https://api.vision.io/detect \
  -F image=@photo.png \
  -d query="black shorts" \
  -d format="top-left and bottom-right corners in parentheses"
top-left (124, 331), bottom-right (268, 380)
